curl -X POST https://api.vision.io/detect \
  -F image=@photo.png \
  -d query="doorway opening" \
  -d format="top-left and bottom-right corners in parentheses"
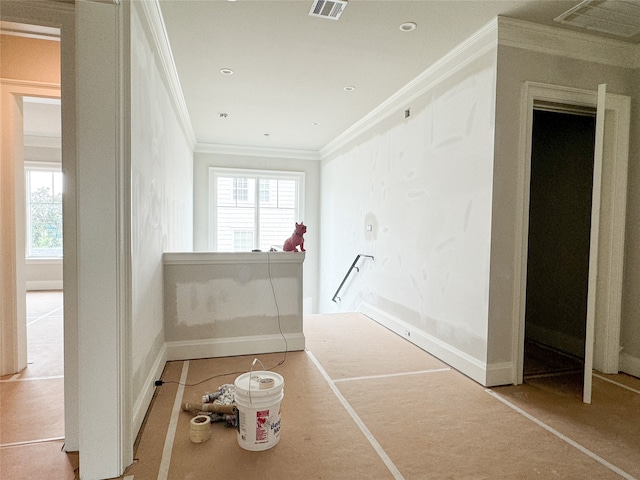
top-left (523, 106), bottom-right (596, 395)
top-left (23, 96), bottom-right (64, 379)
top-left (516, 82), bottom-right (631, 405)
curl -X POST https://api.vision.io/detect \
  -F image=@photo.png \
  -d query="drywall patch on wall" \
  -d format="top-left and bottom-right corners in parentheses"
top-left (174, 277), bottom-right (298, 327)
top-left (163, 252), bottom-right (304, 345)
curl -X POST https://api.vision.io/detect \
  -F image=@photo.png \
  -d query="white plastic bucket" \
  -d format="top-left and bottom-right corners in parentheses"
top-left (234, 371), bottom-right (284, 451)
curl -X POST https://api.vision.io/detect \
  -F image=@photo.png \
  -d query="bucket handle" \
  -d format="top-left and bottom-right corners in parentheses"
top-left (249, 358), bottom-right (266, 404)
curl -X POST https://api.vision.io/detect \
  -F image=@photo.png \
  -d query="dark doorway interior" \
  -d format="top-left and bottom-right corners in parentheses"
top-left (524, 107), bottom-right (596, 381)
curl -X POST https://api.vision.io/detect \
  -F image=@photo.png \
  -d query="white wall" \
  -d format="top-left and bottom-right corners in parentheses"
top-left (319, 39), bottom-right (498, 381)
top-left (25, 259), bottom-right (62, 290)
top-left (618, 64), bottom-right (640, 373)
top-left (130, 0), bottom-right (194, 422)
top-left (318, 18), bottom-right (640, 386)
top-left (193, 151), bottom-right (320, 313)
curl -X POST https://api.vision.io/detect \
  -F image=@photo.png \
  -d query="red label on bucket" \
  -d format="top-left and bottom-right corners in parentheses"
top-left (256, 409), bottom-right (269, 443)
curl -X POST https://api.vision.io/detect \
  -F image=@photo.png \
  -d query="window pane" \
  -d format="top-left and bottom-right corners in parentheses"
top-left (233, 231), bottom-right (254, 251)
top-left (27, 169), bottom-right (63, 257)
top-left (278, 179), bottom-right (296, 209)
top-left (259, 179), bottom-right (297, 251)
top-left (233, 178), bottom-right (249, 202)
top-left (259, 179), bottom-right (271, 203)
top-left (212, 169), bottom-right (302, 252)
top-left (217, 176), bottom-right (256, 251)
top-left (259, 207), bottom-right (295, 251)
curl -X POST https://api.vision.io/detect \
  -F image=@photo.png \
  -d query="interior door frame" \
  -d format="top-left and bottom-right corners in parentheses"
top-left (1, 0), bottom-right (81, 454)
top-left (514, 82), bottom-right (630, 387)
top-left (0, 84), bottom-right (61, 377)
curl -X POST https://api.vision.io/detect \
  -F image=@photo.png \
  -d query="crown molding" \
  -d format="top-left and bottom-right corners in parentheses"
top-left (497, 16), bottom-right (639, 69)
top-left (319, 16), bottom-right (639, 160)
top-left (137, 0), bottom-right (197, 148)
top-left (195, 142), bottom-right (320, 161)
top-left (0, 0), bottom-right (73, 30)
top-left (0, 21), bottom-right (60, 41)
top-left (319, 18), bottom-right (499, 159)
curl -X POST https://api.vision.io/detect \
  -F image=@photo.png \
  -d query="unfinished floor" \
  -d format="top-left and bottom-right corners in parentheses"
top-left (1, 292), bottom-right (639, 479)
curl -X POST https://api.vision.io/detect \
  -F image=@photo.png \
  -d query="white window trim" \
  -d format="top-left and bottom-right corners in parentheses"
top-left (208, 167), bottom-right (305, 251)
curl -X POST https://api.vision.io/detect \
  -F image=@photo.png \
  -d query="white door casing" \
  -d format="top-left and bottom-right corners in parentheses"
top-left (514, 82), bottom-right (631, 393)
top-left (583, 84), bottom-right (607, 404)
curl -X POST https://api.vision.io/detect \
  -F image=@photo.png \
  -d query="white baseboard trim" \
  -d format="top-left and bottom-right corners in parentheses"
top-left (132, 344), bottom-right (168, 439)
top-left (620, 352), bottom-right (640, 378)
top-left (165, 333), bottom-right (305, 361)
top-left (357, 302), bottom-right (513, 387)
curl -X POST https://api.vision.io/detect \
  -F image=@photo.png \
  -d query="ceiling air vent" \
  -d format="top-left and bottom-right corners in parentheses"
top-left (309, 0), bottom-right (348, 20)
top-left (554, 0), bottom-right (640, 39)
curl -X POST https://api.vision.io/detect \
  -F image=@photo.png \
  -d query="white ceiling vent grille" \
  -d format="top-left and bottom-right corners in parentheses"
top-left (554, 0), bottom-right (640, 39)
top-left (309, 0), bottom-right (348, 21)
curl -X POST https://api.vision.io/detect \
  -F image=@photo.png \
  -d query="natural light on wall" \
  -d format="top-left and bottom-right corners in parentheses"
top-left (209, 168), bottom-right (304, 252)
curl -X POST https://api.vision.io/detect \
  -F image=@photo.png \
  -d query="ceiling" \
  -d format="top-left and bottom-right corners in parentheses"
top-left (10, 1), bottom-right (640, 155)
top-left (156, 0), bottom-right (640, 154)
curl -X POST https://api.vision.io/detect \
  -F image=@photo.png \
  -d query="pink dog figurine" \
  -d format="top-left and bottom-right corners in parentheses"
top-left (283, 222), bottom-right (307, 252)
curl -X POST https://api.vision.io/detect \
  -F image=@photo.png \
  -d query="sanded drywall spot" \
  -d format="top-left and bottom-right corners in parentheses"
top-left (174, 278), bottom-right (299, 327)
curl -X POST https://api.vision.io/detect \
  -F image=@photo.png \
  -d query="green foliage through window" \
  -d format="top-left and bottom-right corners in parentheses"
top-left (26, 168), bottom-right (63, 257)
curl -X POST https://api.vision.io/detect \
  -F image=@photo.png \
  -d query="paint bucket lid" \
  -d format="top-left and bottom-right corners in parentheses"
top-left (234, 371), bottom-right (284, 397)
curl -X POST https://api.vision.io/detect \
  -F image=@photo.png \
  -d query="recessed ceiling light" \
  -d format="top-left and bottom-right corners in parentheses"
top-left (220, 68), bottom-right (234, 75)
top-left (399, 22), bottom-right (417, 32)
top-left (344, 86), bottom-right (356, 92)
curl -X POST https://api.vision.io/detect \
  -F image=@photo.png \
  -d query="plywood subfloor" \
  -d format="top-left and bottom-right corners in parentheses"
top-left (2, 301), bottom-right (638, 480)
top-left (117, 313), bottom-right (640, 480)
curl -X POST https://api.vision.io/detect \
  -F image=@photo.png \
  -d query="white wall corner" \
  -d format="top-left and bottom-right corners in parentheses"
top-left (132, 344), bottom-right (167, 438)
top-left (497, 16), bottom-right (638, 69)
top-left (357, 302), bottom-right (503, 387)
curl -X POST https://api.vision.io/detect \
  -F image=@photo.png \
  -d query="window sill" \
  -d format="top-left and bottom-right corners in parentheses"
top-left (26, 257), bottom-right (63, 265)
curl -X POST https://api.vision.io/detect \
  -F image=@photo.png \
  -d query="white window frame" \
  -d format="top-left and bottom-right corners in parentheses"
top-left (24, 162), bottom-right (63, 259)
top-left (208, 167), bottom-right (305, 251)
